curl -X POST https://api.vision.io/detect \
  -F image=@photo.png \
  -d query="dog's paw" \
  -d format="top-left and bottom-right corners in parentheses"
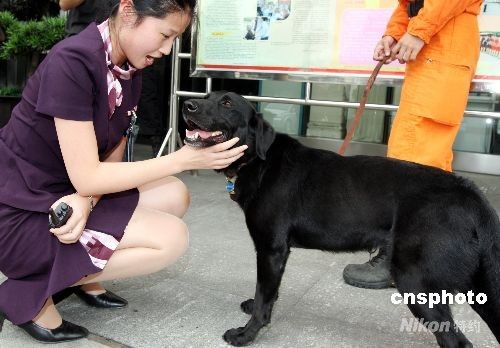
top-left (240, 299), bottom-right (254, 315)
top-left (223, 327), bottom-right (254, 347)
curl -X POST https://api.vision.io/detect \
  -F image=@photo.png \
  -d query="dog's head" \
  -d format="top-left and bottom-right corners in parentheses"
top-left (182, 91), bottom-right (276, 173)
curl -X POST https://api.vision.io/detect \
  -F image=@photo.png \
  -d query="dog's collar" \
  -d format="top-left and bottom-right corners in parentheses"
top-left (224, 156), bottom-right (259, 196)
top-left (226, 176), bottom-right (236, 195)
top-left (224, 160), bottom-right (250, 195)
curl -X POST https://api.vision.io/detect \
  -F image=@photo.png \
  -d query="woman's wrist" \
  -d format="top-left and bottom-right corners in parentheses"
top-left (165, 151), bottom-right (186, 174)
top-left (88, 195), bottom-right (94, 212)
top-left (75, 192), bottom-right (100, 213)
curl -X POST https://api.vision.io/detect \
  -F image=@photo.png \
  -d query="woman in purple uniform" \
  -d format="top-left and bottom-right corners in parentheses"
top-left (0, 0), bottom-right (246, 343)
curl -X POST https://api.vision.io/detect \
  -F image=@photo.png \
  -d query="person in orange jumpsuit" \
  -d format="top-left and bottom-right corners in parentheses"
top-left (343, 0), bottom-right (483, 289)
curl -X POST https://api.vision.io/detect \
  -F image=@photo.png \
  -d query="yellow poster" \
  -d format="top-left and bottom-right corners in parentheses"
top-left (195, 0), bottom-right (500, 82)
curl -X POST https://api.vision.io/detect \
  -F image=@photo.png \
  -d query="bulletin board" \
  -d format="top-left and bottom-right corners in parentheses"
top-left (191, 0), bottom-right (500, 88)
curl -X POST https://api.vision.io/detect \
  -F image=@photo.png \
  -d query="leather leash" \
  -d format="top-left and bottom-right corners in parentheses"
top-left (338, 58), bottom-right (387, 156)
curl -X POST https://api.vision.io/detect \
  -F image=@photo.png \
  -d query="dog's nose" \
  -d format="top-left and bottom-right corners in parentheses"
top-left (184, 100), bottom-right (199, 113)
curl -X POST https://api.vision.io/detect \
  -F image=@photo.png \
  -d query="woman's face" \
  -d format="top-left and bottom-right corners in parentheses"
top-left (116, 8), bottom-right (191, 69)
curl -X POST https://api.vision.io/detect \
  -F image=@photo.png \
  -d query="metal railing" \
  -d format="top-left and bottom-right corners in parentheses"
top-left (167, 38), bottom-right (500, 174)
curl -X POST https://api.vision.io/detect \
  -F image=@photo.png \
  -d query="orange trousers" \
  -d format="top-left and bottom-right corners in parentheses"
top-left (387, 10), bottom-right (479, 172)
top-left (387, 54), bottom-right (476, 172)
top-left (388, 112), bottom-right (461, 172)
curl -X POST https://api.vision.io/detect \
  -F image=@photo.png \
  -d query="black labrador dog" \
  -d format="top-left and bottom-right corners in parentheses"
top-left (182, 91), bottom-right (500, 347)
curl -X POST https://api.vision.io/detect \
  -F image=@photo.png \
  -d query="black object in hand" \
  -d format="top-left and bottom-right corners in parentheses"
top-left (49, 202), bottom-right (73, 228)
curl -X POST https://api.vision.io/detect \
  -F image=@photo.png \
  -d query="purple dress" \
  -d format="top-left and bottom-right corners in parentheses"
top-left (0, 24), bottom-right (142, 325)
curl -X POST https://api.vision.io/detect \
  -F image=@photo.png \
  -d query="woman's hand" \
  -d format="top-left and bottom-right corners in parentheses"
top-left (390, 33), bottom-right (425, 64)
top-left (173, 137), bottom-right (248, 171)
top-left (49, 193), bottom-right (91, 244)
top-left (373, 36), bottom-right (396, 63)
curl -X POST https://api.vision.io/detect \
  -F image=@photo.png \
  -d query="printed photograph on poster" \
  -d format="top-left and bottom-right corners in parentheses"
top-left (481, 33), bottom-right (500, 59)
top-left (477, 0), bottom-right (500, 77)
top-left (244, 1), bottom-right (292, 41)
top-left (243, 16), bottom-right (270, 40)
top-left (257, 0), bottom-right (291, 21)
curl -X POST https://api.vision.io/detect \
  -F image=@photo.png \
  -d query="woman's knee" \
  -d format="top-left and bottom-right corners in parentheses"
top-left (138, 176), bottom-right (191, 217)
top-left (169, 177), bottom-right (190, 217)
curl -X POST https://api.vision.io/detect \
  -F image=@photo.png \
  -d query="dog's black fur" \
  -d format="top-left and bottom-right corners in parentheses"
top-left (183, 91), bottom-right (500, 347)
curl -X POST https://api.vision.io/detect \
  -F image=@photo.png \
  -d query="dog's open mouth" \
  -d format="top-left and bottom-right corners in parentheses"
top-left (184, 119), bottom-right (227, 147)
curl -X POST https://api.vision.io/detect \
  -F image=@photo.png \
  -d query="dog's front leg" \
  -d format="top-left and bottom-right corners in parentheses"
top-left (223, 247), bottom-right (290, 346)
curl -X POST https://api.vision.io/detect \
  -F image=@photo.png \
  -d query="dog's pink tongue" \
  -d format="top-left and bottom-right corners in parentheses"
top-left (186, 129), bottom-right (213, 139)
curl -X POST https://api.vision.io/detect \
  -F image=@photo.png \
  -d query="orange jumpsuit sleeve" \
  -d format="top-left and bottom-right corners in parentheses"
top-left (407, 0), bottom-right (482, 44)
top-left (384, 1), bottom-right (409, 41)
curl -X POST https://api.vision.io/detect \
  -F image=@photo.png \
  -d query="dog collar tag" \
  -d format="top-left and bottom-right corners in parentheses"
top-left (226, 177), bottom-right (235, 195)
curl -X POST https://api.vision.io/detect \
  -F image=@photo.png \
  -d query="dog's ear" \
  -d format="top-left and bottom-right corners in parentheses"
top-left (251, 113), bottom-right (275, 160)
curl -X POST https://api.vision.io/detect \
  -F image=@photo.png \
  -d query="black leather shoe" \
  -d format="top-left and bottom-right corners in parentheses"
top-left (17, 320), bottom-right (88, 343)
top-left (74, 287), bottom-right (128, 308)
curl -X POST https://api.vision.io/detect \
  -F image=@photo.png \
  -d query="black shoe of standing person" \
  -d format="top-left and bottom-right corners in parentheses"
top-left (74, 287), bottom-right (128, 308)
top-left (1, 312), bottom-right (88, 343)
top-left (343, 247), bottom-right (395, 289)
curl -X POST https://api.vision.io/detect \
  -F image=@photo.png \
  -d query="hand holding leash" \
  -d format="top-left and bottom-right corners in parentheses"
top-left (373, 36), bottom-right (396, 63)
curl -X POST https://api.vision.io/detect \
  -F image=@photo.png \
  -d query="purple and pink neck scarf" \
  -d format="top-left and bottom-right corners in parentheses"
top-left (97, 19), bottom-right (137, 118)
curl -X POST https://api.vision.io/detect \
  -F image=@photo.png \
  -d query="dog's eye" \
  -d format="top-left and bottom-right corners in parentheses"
top-left (221, 99), bottom-right (232, 107)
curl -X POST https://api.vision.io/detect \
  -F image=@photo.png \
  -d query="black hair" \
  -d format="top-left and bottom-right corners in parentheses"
top-left (111, 0), bottom-right (197, 25)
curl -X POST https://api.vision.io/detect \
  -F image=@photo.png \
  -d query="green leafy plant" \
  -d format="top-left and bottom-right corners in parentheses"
top-left (0, 85), bottom-right (22, 96)
top-left (0, 11), bottom-right (17, 32)
top-left (0, 11), bottom-right (66, 60)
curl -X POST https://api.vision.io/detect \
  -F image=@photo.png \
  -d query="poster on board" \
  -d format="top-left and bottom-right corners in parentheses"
top-left (193, 0), bottom-right (500, 83)
top-left (478, 0), bottom-right (500, 80)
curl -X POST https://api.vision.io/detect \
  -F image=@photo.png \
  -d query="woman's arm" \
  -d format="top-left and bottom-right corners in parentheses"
top-left (84, 135), bottom-right (127, 208)
top-left (59, 0), bottom-right (85, 11)
top-left (384, 1), bottom-right (410, 42)
top-left (50, 136), bottom-right (126, 243)
top-left (407, 0), bottom-right (482, 44)
top-left (54, 118), bottom-right (246, 197)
